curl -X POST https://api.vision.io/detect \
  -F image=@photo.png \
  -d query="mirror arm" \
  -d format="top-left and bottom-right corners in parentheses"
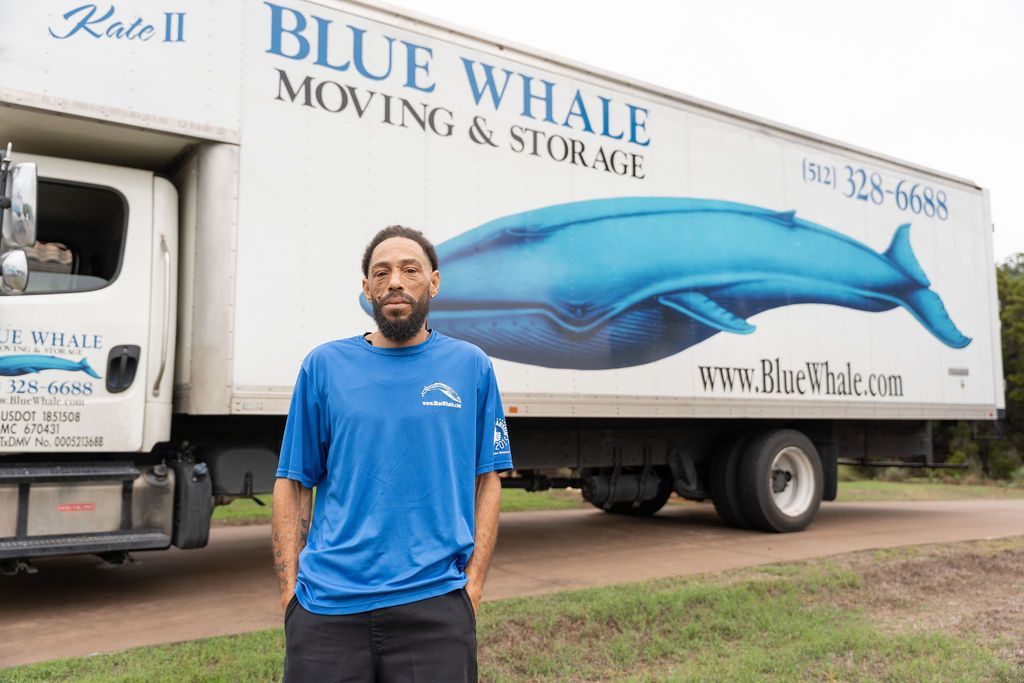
top-left (0, 142), bottom-right (9, 233)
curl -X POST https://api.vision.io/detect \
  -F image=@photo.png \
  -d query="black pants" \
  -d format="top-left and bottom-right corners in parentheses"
top-left (283, 589), bottom-right (477, 682)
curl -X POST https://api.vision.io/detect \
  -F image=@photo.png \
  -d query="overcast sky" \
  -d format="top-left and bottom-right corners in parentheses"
top-left (385, 0), bottom-right (1024, 261)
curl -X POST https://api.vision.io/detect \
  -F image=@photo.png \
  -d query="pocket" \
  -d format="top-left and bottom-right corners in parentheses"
top-left (459, 588), bottom-right (477, 628)
top-left (284, 594), bottom-right (300, 624)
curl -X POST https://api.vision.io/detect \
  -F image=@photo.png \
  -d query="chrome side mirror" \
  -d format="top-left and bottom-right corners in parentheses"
top-left (3, 162), bottom-right (37, 247)
top-left (0, 248), bottom-right (28, 294)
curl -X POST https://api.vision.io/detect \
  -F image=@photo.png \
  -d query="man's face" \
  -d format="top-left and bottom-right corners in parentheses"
top-left (362, 237), bottom-right (440, 343)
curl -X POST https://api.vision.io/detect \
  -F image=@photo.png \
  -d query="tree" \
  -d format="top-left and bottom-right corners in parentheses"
top-left (991, 255), bottom-right (1024, 476)
top-left (940, 255), bottom-right (1024, 478)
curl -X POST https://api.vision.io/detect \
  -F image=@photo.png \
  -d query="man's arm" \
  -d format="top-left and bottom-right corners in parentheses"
top-left (272, 477), bottom-right (314, 612)
top-left (463, 471), bottom-right (502, 613)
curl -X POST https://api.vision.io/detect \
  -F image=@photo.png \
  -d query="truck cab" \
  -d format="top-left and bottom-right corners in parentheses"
top-left (0, 144), bottom-right (212, 572)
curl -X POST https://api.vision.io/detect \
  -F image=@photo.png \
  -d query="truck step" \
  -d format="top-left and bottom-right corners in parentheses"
top-left (0, 463), bottom-right (139, 484)
top-left (0, 529), bottom-right (170, 559)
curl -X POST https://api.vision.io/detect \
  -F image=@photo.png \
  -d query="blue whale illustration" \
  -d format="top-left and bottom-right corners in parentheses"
top-left (360, 197), bottom-right (971, 369)
top-left (0, 354), bottom-right (102, 378)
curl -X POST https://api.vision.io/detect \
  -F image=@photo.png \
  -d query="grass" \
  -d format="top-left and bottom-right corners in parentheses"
top-left (1, 631), bottom-right (286, 683)
top-left (8, 538), bottom-right (1022, 682)
top-left (210, 496), bottom-right (273, 525)
top-left (835, 478), bottom-right (1024, 502)
top-left (211, 488), bottom-right (587, 525)
top-left (498, 488), bottom-right (587, 512)
top-left (210, 497), bottom-right (274, 524)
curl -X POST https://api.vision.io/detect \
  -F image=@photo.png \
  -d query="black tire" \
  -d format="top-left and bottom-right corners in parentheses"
top-left (592, 467), bottom-right (673, 516)
top-left (709, 432), bottom-right (752, 529)
top-left (737, 429), bottom-right (823, 533)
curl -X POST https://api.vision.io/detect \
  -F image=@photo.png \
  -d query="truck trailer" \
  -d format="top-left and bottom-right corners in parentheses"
top-left (0, 0), bottom-right (1004, 571)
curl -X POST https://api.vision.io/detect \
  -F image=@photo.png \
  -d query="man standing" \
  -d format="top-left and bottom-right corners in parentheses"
top-left (273, 225), bottom-right (512, 681)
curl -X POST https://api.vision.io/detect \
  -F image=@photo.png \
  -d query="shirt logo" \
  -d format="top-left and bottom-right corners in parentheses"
top-left (494, 418), bottom-right (510, 453)
top-left (421, 382), bottom-right (462, 409)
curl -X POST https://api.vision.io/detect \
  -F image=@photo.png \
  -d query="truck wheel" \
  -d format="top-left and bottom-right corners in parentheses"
top-left (709, 433), bottom-right (752, 529)
top-left (737, 429), bottom-right (822, 533)
top-left (592, 467), bottom-right (673, 516)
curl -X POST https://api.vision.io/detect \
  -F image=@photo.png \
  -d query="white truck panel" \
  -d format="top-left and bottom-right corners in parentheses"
top-left (0, 0), bottom-right (1002, 424)
top-left (0, 0), bottom-right (241, 142)
top-left (224, 0), bottom-right (998, 419)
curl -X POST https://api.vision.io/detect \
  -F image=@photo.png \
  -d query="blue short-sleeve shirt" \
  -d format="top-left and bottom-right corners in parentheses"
top-left (276, 331), bottom-right (513, 615)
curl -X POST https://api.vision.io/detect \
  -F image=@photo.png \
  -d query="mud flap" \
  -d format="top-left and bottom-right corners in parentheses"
top-left (170, 462), bottom-right (212, 549)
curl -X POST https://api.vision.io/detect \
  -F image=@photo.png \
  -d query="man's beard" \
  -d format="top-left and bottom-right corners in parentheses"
top-left (371, 291), bottom-right (431, 343)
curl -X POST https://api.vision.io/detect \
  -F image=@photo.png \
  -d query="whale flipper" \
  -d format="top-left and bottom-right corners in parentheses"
top-left (899, 289), bottom-right (972, 348)
top-left (657, 292), bottom-right (756, 334)
top-left (884, 224), bottom-right (930, 288)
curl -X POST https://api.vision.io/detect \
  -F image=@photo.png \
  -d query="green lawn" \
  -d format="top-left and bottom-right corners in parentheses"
top-left (8, 537), bottom-right (1022, 682)
top-left (498, 487), bottom-right (587, 512)
top-left (212, 488), bottom-right (587, 525)
top-left (835, 478), bottom-right (1024, 502)
top-left (210, 496), bottom-right (274, 524)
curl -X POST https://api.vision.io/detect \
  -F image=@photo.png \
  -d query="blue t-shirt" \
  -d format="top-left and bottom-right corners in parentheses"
top-left (276, 331), bottom-right (513, 615)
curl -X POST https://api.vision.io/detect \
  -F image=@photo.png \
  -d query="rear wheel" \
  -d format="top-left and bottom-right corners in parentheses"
top-left (737, 429), bottom-right (822, 533)
top-left (709, 432), bottom-right (752, 529)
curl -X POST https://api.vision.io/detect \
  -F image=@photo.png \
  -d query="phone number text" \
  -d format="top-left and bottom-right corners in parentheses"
top-left (802, 159), bottom-right (949, 221)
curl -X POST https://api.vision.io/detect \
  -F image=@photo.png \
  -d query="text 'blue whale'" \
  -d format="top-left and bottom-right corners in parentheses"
top-left (360, 198), bottom-right (971, 369)
top-left (0, 354), bottom-right (102, 378)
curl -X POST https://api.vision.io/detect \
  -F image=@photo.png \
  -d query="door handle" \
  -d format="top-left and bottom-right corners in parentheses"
top-left (106, 345), bottom-right (141, 393)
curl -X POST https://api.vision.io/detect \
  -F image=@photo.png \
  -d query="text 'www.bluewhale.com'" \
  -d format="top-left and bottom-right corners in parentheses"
top-left (699, 359), bottom-right (904, 398)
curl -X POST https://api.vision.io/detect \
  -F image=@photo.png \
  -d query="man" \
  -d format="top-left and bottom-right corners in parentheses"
top-left (273, 225), bottom-right (512, 682)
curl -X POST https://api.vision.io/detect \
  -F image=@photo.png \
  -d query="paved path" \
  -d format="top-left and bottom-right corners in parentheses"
top-left (2, 499), bottom-right (1023, 667)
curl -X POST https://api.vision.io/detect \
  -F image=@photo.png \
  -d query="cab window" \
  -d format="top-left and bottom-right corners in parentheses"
top-left (19, 180), bottom-right (127, 295)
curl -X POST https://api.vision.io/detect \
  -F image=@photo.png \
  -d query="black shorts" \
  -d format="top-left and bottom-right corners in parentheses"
top-left (283, 588), bottom-right (477, 682)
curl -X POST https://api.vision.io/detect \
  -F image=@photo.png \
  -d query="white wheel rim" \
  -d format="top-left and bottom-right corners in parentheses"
top-left (770, 446), bottom-right (814, 517)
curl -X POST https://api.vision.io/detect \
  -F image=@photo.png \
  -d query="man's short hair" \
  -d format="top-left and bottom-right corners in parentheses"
top-left (361, 225), bottom-right (439, 276)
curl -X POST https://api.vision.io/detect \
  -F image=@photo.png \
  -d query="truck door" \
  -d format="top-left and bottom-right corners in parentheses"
top-left (0, 154), bottom-right (176, 453)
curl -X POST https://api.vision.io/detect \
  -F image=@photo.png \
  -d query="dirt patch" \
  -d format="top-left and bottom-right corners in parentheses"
top-left (815, 538), bottom-right (1024, 661)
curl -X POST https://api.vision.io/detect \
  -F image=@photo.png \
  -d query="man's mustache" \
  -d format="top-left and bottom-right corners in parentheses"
top-left (379, 292), bottom-right (416, 305)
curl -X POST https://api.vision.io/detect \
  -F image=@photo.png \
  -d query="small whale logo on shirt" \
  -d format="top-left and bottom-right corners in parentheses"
top-left (417, 382), bottom-right (462, 409)
top-left (421, 382), bottom-right (462, 409)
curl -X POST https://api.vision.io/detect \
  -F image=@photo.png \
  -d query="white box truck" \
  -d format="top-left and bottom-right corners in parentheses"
top-left (0, 1), bottom-right (1004, 571)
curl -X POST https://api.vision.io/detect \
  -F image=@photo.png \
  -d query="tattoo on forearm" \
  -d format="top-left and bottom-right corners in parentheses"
top-left (271, 482), bottom-right (314, 599)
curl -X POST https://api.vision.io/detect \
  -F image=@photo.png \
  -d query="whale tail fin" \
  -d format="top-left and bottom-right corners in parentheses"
top-left (884, 224), bottom-right (930, 288)
top-left (78, 358), bottom-right (101, 379)
top-left (881, 223), bottom-right (970, 348)
top-left (899, 288), bottom-right (972, 349)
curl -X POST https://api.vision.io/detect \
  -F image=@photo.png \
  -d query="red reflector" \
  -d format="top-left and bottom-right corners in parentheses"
top-left (57, 503), bottom-right (96, 512)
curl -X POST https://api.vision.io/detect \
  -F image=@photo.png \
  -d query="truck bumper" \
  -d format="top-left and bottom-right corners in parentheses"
top-left (0, 462), bottom-right (174, 560)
